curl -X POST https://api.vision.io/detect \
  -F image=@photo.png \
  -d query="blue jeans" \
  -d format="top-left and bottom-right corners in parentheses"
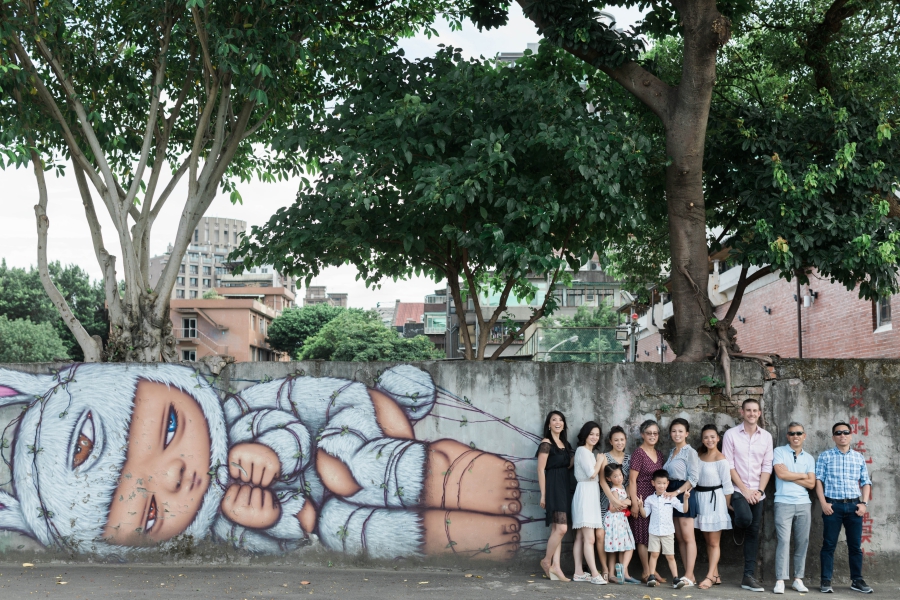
top-left (820, 502), bottom-right (863, 582)
top-left (731, 492), bottom-right (765, 577)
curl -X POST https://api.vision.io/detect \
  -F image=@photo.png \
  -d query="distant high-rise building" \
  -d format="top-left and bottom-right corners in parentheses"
top-left (304, 286), bottom-right (348, 308)
top-left (148, 216), bottom-right (247, 300)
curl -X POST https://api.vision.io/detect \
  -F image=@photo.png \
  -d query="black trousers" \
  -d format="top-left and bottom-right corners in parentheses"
top-left (730, 492), bottom-right (765, 577)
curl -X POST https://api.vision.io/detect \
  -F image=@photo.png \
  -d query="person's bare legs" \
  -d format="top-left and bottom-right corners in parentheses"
top-left (675, 517), bottom-right (697, 582)
top-left (647, 550), bottom-right (660, 581)
top-left (664, 554), bottom-right (680, 582)
top-left (699, 530), bottom-right (722, 589)
top-left (581, 528), bottom-right (602, 578)
top-left (541, 522), bottom-right (569, 581)
top-left (606, 551), bottom-right (618, 582)
top-left (595, 528), bottom-right (608, 578)
top-left (552, 533), bottom-right (567, 581)
top-left (573, 529), bottom-right (586, 577)
top-left (637, 543), bottom-right (650, 579)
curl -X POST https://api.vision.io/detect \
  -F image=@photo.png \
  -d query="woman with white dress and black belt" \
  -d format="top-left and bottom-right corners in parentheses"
top-left (693, 424), bottom-right (734, 590)
top-left (571, 421), bottom-right (608, 585)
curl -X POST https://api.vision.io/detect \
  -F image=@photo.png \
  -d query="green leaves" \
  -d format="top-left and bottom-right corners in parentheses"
top-left (234, 45), bottom-right (650, 320)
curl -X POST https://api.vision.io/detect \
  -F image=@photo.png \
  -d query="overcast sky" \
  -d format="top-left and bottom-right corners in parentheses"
top-left (0, 7), bottom-right (644, 309)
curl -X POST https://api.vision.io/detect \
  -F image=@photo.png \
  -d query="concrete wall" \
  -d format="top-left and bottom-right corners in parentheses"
top-left (0, 359), bottom-right (895, 582)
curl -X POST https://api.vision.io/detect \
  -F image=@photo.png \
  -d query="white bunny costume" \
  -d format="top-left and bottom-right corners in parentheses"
top-left (0, 363), bottom-right (436, 559)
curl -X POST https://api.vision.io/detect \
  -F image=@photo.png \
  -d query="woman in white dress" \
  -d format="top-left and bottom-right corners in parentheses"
top-left (693, 424), bottom-right (734, 590)
top-left (571, 421), bottom-right (607, 584)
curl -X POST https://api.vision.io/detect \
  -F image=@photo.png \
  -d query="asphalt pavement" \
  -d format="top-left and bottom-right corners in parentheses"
top-left (0, 563), bottom-right (893, 599)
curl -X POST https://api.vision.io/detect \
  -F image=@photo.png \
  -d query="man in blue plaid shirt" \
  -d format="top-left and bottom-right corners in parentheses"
top-left (814, 421), bottom-right (872, 594)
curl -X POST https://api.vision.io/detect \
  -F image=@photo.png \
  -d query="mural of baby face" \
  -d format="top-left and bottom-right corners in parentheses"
top-left (103, 380), bottom-right (211, 545)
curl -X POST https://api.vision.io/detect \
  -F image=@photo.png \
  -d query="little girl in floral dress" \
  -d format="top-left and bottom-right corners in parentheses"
top-left (604, 464), bottom-right (637, 584)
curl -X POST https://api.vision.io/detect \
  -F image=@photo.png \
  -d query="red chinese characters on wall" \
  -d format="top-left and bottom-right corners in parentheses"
top-left (848, 386), bottom-right (874, 557)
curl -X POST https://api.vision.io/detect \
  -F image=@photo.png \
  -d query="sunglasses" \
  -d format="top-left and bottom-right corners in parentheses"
top-left (787, 431), bottom-right (804, 436)
top-left (833, 430), bottom-right (851, 436)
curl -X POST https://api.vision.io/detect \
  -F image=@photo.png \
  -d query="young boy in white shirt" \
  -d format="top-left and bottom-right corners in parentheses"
top-left (638, 469), bottom-right (690, 589)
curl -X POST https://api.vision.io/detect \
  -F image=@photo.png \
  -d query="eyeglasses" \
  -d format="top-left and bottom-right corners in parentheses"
top-left (833, 430), bottom-right (851, 436)
top-left (787, 431), bottom-right (804, 436)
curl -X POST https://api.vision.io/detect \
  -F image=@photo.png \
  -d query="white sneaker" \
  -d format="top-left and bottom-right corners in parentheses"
top-left (773, 580), bottom-right (785, 594)
top-left (572, 573), bottom-right (591, 582)
top-left (590, 575), bottom-right (607, 585)
top-left (792, 579), bottom-right (809, 593)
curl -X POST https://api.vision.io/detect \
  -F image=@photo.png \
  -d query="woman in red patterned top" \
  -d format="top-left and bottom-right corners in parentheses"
top-left (629, 419), bottom-right (666, 583)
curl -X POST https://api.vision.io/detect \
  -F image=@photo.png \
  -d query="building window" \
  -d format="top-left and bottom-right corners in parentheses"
top-left (180, 264), bottom-right (185, 274)
top-left (203, 278), bottom-right (211, 288)
top-left (189, 252), bottom-right (199, 261)
top-left (425, 314), bottom-right (447, 334)
top-left (175, 289), bottom-right (185, 299)
top-left (177, 276), bottom-right (185, 286)
top-left (182, 318), bottom-right (197, 338)
top-left (190, 265), bottom-right (198, 274)
top-left (193, 229), bottom-right (199, 242)
top-left (876, 296), bottom-right (892, 329)
top-left (203, 266), bottom-right (212, 275)
top-left (189, 277), bottom-right (197, 287)
top-left (189, 290), bottom-right (198, 299)
top-left (182, 350), bottom-right (196, 361)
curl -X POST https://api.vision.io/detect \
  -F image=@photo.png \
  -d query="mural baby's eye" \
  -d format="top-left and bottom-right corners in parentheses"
top-left (145, 495), bottom-right (158, 533)
top-left (165, 406), bottom-right (177, 448)
top-left (73, 412), bottom-right (95, 468)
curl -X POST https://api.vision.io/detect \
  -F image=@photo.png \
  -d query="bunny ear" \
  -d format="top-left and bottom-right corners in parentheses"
top-left (0, 490), bottom-right (33, 537)
top-left (0, 368), bottom-right (55, 407)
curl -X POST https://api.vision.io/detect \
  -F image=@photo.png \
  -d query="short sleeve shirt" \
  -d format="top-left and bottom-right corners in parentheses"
top-left (773, 445), bottom-right (815, 504)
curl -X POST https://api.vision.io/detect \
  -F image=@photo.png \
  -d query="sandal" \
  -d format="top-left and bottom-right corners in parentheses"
top-left (654, 572), bottom-right (667, 584)
top-left (713, 575), bottom-right (722, 585)
top-left (550, 567), bottom-right (570, 582)
top-left (698, 577), bottom-right (714, 590)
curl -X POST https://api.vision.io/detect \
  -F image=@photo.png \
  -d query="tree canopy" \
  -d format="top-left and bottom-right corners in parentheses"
top-left (267, 304), bottom-right (361, 357)
top-left (234, 45), bottom-right (653, 359)
top-left (0, 260), bottom-right (108, 361)
top-left (0, 315), bottom-right (69, 363)
top-left (0, 0), bottom-right (458, 362)
top-left (298, 310), bottom-right (444, 362)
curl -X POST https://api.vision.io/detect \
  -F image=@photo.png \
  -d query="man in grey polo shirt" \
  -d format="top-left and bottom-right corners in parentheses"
top-left (772, 422), bottom-right (816, 594)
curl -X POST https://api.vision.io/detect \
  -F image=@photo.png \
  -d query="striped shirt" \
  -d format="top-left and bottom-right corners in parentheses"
top-left (663, 445), bottom-right (700, 487)
top-left (815, 447), bottom-right (872, 500)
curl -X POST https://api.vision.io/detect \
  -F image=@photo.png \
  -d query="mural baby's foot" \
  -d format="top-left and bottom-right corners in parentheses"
top-left (422, 510), bottom-right (520, 560)
top-left (424, 439), bottom-right (521, 515)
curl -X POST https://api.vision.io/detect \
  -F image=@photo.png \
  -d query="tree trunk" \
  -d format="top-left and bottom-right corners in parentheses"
top-left (519, 0), bottom-right (731, 362)
top-left (657, 2), bottom-right (731, 361)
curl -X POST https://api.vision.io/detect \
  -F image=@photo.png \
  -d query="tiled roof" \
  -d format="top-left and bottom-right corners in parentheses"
top-left (393, 302), bottom-right (425, 326)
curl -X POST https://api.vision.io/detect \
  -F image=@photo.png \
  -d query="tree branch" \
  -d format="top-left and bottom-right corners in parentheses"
top-left (515, 0), bottom-right (673, 124)
top-left (31, 151), bottom-right (103, 362)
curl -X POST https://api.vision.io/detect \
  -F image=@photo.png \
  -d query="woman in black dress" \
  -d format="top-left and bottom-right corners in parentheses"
top-left (537, 410), bottom-right (574, 581)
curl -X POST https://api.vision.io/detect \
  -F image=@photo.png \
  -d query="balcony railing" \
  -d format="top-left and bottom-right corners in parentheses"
top-left (424, 326), bottom-right (445, 335)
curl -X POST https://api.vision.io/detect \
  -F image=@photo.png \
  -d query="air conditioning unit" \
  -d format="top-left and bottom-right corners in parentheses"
top-left (586, 294), bottom-right (595, 302)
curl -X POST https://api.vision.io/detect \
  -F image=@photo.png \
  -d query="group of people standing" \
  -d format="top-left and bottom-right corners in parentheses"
top-left (537, 399), bottom-right (874, 594)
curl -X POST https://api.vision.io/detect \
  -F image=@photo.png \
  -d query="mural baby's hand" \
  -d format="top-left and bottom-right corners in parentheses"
top-left (220, 483), bottom-right (282, 529)
top-left (228, 442), bottom-right (281, 487)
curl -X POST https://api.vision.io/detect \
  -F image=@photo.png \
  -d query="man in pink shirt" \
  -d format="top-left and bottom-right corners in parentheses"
top-left (722, 398), bottom-right (773, 593)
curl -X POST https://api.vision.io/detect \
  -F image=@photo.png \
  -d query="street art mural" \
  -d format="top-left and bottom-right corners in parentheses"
top-left (0, 364), bottom-right (537, 560)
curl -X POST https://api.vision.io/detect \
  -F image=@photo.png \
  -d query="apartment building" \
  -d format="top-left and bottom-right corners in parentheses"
top-left (148, 216), bottom-right (247, 299)
top-left (170, 285), bottom-right (295, 362)
top-left (304, 286), bottom-right (348, 307)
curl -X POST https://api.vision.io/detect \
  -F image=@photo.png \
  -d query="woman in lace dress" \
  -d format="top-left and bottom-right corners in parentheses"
top-left (571, 422), bottom-right (608, 584)
top-left (693, 424), bottom-right (734, 590)
top-left (537, 411), bottom-right (574, 581)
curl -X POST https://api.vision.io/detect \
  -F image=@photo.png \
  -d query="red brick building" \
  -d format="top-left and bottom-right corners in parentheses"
top-left (633, 266), bottom-right (898, 360)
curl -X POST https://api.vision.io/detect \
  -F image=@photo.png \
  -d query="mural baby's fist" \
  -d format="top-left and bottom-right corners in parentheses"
top-left (228, 442), bottom-right (281, 487)
top-left (220, 483), bottom-right (281, 529)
